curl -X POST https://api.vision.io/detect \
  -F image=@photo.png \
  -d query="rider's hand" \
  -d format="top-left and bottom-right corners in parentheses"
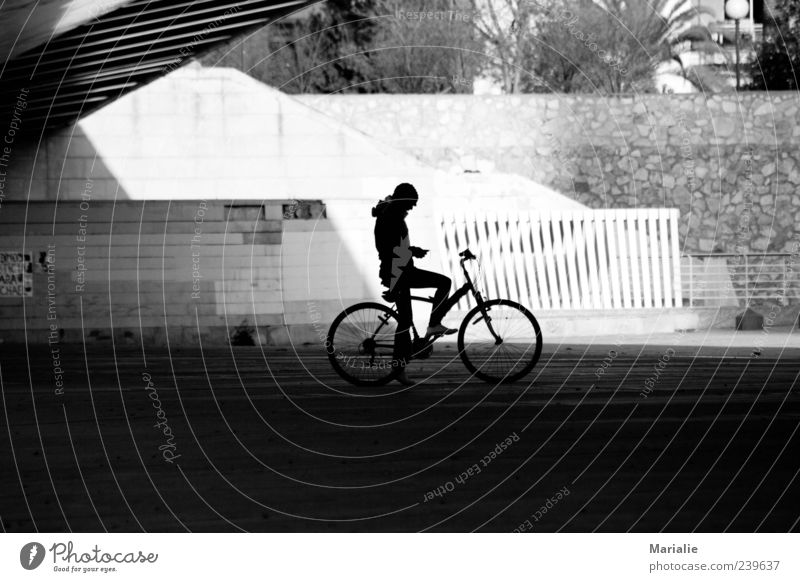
top-left (410, 246), bottom-right (429, 258)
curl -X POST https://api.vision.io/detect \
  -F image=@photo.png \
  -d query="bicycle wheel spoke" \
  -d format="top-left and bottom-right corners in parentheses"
top-left (327, 303), bottom-right (401, 386)
top-left (458, 299), bottom-right (542, 383)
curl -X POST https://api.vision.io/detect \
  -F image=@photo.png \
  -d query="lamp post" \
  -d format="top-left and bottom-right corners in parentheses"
top-left (725, 0), bottom-right (749, 90)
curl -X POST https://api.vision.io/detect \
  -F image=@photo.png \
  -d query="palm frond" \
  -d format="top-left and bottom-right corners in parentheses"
top-left (674, 24), bottom-right (713, 43)
top-left (690, 39), bottom-right (727, 55)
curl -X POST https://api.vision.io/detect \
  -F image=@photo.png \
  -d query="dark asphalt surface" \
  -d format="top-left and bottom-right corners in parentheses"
top-left (1, 340), bottom-right (798, 532)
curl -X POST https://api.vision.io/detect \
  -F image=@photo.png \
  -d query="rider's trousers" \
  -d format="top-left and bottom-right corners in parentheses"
top-left (391, 267), bottom-right (451, 366)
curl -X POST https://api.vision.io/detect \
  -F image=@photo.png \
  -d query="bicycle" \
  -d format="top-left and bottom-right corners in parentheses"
top-left (326, 249), bottom-right (543, 386)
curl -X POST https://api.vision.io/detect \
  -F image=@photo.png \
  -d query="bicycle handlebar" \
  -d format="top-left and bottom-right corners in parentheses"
top-left (459, 249), bottom-right (476, 261)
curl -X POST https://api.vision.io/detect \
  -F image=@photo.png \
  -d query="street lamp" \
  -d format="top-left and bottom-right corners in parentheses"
top-left (725, 0), bottom-right (749, 90)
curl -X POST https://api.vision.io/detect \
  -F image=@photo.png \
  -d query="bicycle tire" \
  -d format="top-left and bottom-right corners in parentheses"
top-left (327, 302), bottom-right (403, 386)
top-left (457, 299), bottom-right (542, 383)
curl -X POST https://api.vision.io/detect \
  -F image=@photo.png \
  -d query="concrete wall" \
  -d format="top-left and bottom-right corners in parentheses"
top-left (0, 67), bottom-right (515, 345)
top-left (0, 65), bottom-right (439, 204)
top-left (0, 65), bottom-right (584, 218)
top-left (298, 92), bottom-right (800, 254)
top-left (5, 70), bottom-right (798, 342)
top-left (3, 198), bottom-right (794, 346)
top-left (0, 199), bottom-right (382, 346)
top-left (0, 66), bottom-right (449, 345)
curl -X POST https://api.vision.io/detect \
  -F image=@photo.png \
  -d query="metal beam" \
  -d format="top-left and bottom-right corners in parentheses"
top-left (0, 0), bottom-right (314, 138)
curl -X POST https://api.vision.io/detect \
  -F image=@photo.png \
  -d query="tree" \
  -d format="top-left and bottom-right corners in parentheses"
top-left (468, 0), bottom-right (543, 93)
top-left (748, 0), bottom-right (800, 90)
top-left (367, 0), bottom-right (483, 93)
top-left (201, 0), bottom-right (482, 93)
top-left (201, 1), bottom-right (379, 93)
top-left (668, 23), bottom-right (729, 92)
top-left (471, 0), bottom-right (712, 93)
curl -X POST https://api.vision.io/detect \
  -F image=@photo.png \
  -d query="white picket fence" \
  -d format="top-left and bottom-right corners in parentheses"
top-left (439, 209), bottom-right (683, 310)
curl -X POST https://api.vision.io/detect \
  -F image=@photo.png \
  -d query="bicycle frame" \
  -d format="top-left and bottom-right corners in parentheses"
top-left (370, 259), bottom-right (478, 351)
top-left (407, 256), bottom-right (502, 344)
top-left (329, 248), bottom-right (542, 384)
top-left (410, 258), bottom-right (478, 310)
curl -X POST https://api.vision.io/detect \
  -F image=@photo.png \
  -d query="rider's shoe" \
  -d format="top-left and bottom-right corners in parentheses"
top-left (395, 370), bottom-right (415, 386)
top-left (426, 324), bottom-right (457, 337)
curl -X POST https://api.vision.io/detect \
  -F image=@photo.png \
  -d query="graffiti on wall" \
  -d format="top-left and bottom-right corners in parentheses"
top-left (0, 251), bottom-right (33, 297)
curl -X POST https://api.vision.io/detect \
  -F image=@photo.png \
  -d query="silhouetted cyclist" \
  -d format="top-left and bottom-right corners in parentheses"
top-left (372, 183), bottom-right (456, 385)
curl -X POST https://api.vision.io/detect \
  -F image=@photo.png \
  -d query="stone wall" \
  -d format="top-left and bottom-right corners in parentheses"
top-left (299, 92), bottom-right (800, 255)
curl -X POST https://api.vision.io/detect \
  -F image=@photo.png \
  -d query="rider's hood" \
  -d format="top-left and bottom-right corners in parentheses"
top-left (371, 196), bottom-right (393, 218)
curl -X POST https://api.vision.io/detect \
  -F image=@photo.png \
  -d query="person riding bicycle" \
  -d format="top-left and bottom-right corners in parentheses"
top-left (372, 183), bottom-right (456, 385)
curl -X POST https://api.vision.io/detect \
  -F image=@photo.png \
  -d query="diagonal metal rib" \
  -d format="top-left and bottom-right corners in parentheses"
top-left (0, 0), bottom-right (313, 138)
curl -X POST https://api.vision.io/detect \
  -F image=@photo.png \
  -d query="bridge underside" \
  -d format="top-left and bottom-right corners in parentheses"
top-left (0, 0), bottom-right (312, 139)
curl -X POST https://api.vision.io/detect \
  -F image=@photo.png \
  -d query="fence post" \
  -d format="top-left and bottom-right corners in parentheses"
top-left (782, 255), bottom-right (788, 306)
top-left (744, 254), bottom-right (749, 306)
top-left (688, 255), bottom-right (693, 308)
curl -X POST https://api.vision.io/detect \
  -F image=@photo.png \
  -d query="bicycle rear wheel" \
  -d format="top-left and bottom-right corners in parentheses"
top-left (327, 302), bottom-right (403, 386)
top-left (457, 299), bottom-right (542, 383)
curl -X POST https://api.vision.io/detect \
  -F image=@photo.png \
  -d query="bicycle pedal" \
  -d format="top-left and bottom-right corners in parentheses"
top-left (428, 332), bottom-right (455, 340)
top-left (412, 338), bottom-right (434, 359)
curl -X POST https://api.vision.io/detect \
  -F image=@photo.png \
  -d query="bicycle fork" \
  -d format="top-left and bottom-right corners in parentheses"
top-left (471, 295), bottom-right (503, 345)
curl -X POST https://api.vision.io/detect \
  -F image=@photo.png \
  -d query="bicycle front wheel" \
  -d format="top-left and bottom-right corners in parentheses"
top-left (457, 299), bottom-right (542, 383)
top-left (326, 302), bottom-right (402, 386)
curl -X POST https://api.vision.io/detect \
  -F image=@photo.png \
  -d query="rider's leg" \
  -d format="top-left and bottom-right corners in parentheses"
top-left (392, 286), bottom-right (412, 369)
top-left (405, 267), bottom-right (452, 327)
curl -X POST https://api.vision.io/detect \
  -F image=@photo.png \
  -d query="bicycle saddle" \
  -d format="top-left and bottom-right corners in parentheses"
top-left (381, 288), bottom-right (399, 303)
top-left (459, 249), bottom-right (476, 261)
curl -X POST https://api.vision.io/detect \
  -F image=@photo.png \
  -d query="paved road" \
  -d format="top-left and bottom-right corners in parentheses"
top-left (1, 339), bottom-right (798, 532)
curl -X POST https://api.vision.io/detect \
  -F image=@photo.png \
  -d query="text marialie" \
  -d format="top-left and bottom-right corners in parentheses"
top-left (650, 544), bottom-right (698, 554)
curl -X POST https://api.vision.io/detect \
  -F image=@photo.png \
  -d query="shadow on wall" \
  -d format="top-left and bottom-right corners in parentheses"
top-left (1, 124), bottom-right (131, 202)
top-left (276, 197), bottom-right (423, 348)
top-left (0, 113), bottom-right (398, 347)
top-left (0, 198), bottom-right (375, 349)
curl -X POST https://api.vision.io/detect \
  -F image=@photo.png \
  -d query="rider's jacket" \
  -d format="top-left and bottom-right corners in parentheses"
top-left (371, 197), bottom-right (414, 289)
